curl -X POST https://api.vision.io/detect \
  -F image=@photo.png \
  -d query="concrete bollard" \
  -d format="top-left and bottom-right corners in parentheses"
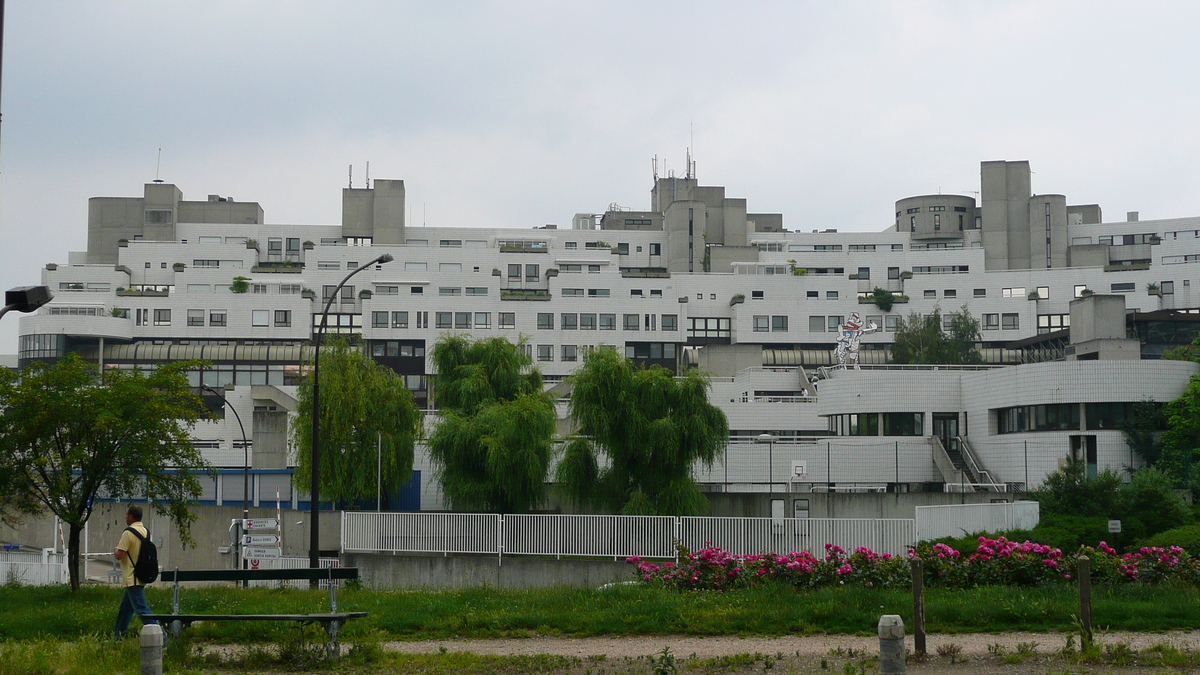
top-left (140, 624), bottom-right (163, 675)
top-left (878, 614), bottom-right (906, 674)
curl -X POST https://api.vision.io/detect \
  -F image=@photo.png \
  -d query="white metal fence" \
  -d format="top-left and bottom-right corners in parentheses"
top-left (915, 501), bottom-right (1040, 542)
top-left (678, 517), bottom-right (915, 557)
top-left (0, 550), bottom-right (69, 586)
top-left (245, 556), bottom-right (342, 588)
top-left (342, 512), bottom-right (918, 559)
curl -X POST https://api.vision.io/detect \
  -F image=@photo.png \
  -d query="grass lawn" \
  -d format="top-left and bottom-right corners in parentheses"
top-left (1, 581), bottom-right (1199, 643)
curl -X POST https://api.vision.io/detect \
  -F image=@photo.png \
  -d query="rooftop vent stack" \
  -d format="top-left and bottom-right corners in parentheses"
top-left (1127, 211), bottom-right (1139, 222)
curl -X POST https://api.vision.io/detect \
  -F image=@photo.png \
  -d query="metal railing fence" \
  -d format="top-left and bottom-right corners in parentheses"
top-left (914, 501), bottom-right (1041, 542)
top-left (343, 512), bottom-right (919, 560)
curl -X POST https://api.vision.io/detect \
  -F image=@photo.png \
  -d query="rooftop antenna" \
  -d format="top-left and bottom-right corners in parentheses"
top-left (652, 154), bottom-right (658, 182)
top-left (423, 202), bottom-right (426, 227)
top-left (153, 146), bottom-right (164, 183)
top-left (348, 164), bottom-right (353, 189)
top-left (365, 161), bottom-right (370, 189)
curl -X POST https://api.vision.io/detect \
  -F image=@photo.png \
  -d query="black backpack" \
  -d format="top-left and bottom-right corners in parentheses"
top-left (125, 527), bottom-right (159, 584)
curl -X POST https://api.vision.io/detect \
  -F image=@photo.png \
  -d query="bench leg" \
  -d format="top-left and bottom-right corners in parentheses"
top-left (325, 620), bottom-right (341, 659)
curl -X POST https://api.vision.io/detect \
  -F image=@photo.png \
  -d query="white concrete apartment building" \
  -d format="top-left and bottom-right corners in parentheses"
top-left (16, 160), bottom-right (1200, 510)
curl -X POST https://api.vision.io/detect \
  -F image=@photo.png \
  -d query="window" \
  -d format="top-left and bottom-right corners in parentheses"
top-left (580, 313), bottom-right (597, 330)
top-left (630, 289), bottom-right (643, 297)
top-left (317, 260), bottom-right (339, 270)
top-left (857, 267), bottom-right (870, 280)
top-left (1037, 314), bottom-right (1069, 334)
top-left (274, 310), bottom-right (291, 327)
top-left (564, 242), bottom-right (577, 249)
top-left (910, 216), bottom-right (916, 231)
top-left (1075, 285), bottom-right (1088, 298)
top-left (508, 264), bottom-right (521, 278)
top-left (403, 262), bottom-right (428, 272)
top-left (145, 209), bottom-right (173, 224)
top-left (439, 239), bottom-right (462, 248)
top-left (372, 311), bottom-right (388, 328)
top-left (849, 244), bottom-right (876, 251)
top-left (147, 309), bottom-right (170, 326)
top-left (753, 315), bottom-right (769, 332)
top-left (827, 316), bottom-right (843, 332)
top-left (884, 315), bottom-right (899, 332)
top-left (974, 288), bottom-right (986, 297)
top-left (252, 284), bottom-right (267, 294)
top-left (392, 311), bottom-right (408, 328)
top-left (1110, 282), bottom-right (1135, 293)
top-left (807, 290), bottom-right (819, 298)
top-left (411, 286), bottom-right (423, 295)
top-left (499, 312), bottom-right (516, 328)
top-left (752, 290), bottom-right (764, 299)
top-left (588, 265), bottom-right (601, 273)
top-left (650, 289), bottom-right (662, 297)
top-left (882, 413), bottom-right (923, 436)
top-left (561, 265), bottom-right (581, 273)
top-left (440, 263), bottom-right (462, 271)
top-left (998, 403), bottom-right (1079, 433)
top-left (934, 214), bottom-right (941, 230)
top-left (193, 259), bottom-right (219, 268)
top-left (251, 310), bottom-right (268, 327)
top-left (562, 288), bottom-right (584, 296)
top-left (809, 316), bottom-right (825, 332)
top-left (599, 314), bottom-right (616, 330)
top-left (924, 290), bottom-right (936, 299)
top-left (435, 312), bottom-right (452, 329)
top-left (187, 309), bottom-right (205, 326)
top-left (1001, 313), bottom-right (1019, 330)
top-left (944, 289), bottom-right (957, 298)
top-left (561, 313), bottom-right (578, 330)
top-left (772, 315), bottom-right (788, 332)
top-left (537, 345), bottom-right (553, 362)
top-left (466, 287), bottom-right (488, 296)
top-left (649, 243), bottom-right (661, 256)
top-left (888, 267), bottom-right (900, 280)
top-left (280, 284), bottom-right (302, 294)
top-left (623, 314), bottom-right (640, 330)
top-left (474, 312), bottom-right (490, 328)
top-left (340, 286), bottom-right (355, 303)
top-left (661, 314), bottom-right (678, 331)
top-left (826, 291), bottom-right (838, 300)
top-left (562, 345), bottom-right (578, 362)
top-left (455, 312), bottom-right (471, 329)
top-left (537, 313), bottom-right (553, 330)
top-left (1002, 287), bottom-right (1026, 298)
top-left (1162, 281), bottom-right (1175, 294)
top-left (525, 264), bottom-right (539, 281)
top-left (615, 243), bottom-right (629, 255)
top-left (1036, 286), bottom-right (1049, 300)
top-left (588, 288), bottom-right (610, 297)
top-left (983, 314), bottom-right (999, 330)
top-left (209, 310), bottom-right (226, 327)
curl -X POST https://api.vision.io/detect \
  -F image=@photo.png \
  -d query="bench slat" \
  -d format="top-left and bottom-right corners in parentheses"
top-left (144, 613), bottom-right (368, 621)
top-left (160, 567), bottom-right (359, 583)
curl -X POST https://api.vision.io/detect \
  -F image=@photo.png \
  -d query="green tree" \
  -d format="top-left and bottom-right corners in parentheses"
top-left (427, 335), bottom-right (556, 512)
top-left (557, 348), bottom-right (728, 515)
top-left (890, 305), bottom-right (982, 365)
top-left (1121, 399), bottom-right (1164, 467)
top-left (0, 354), bottom-right (212, 590)
top-left (1161, 373), bottom-right (1200, 488)
top-left (292, 339), bottom-right (421, 507)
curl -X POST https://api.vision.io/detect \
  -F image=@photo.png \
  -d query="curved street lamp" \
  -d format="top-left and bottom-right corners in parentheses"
top-left (309, 253), bottom-right (394, 571)
top-left (200, 385), bottom-right (250, 521)
top-left (0, 286), bottom-right (53, 321)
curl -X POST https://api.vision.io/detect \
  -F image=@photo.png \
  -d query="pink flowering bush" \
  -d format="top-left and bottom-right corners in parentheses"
top-left (627, 537), bottom-right (1200, 591)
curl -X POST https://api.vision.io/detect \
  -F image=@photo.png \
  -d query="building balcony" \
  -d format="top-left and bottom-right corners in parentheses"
top-left (20, 313), bottom-right (133, 341)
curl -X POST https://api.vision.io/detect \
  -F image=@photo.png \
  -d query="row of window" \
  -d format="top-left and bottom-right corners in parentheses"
top-left (368, 311), bottom-right (682, 332)
top-left (133, 308), bottom-right (293, 328)
top-left (827, 413), bottom-right (924, 436)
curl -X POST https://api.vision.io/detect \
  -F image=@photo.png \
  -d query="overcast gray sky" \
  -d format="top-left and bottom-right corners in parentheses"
top-left (3, 1), bottom-right (1200, 351)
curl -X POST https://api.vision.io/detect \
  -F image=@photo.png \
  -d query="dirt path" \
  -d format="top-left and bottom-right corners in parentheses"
top-left (382, 631), bottom-right (1200, 658)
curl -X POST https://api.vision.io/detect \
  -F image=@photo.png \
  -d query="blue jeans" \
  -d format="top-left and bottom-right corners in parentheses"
top-left (114, 585), bottom-right (158, 637)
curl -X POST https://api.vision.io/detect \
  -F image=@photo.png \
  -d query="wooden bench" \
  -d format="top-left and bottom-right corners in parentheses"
top-left (143, 567), bottom-right (366, 656)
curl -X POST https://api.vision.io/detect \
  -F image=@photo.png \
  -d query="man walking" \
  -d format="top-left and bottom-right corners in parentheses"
top-left (113, 504), bottom-right (158, 637)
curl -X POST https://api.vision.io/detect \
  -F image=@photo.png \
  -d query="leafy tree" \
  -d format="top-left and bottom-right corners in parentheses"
top-left (890, 305), bottom-right (982, 365)
top-left (0, 354), bottom-right (211, 590)
top-left (1121, 399), bottom-right (1164, 467)
top-left (292, 339), bottom-right (421, 507)
top-left (427, 335), bottom-right (556, 513)
top-left (1160, 372), bottom-right (1200, 488)
top-left (557, 348), bottom-right (728, 515)
top-left (1030, 461), bottom-right (1122, 518)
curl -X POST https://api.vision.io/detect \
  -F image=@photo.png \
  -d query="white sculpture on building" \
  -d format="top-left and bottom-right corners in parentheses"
top-left (835, 312), bottom-right (878, 368)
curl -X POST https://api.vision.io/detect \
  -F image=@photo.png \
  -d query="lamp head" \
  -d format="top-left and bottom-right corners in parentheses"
top-left (5, 286), bottom-right (53, 313)
top-left (375, 253), bottom-right (394, 264)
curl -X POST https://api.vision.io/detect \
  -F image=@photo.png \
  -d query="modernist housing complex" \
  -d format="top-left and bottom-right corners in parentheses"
top-left (17, 160), bottom-right (1200, 511)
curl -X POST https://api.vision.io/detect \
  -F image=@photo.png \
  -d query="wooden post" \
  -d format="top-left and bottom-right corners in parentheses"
top-left (911, 559), bottom-right (926, 655)
top-left (1078, 555), bottom-right (1092, 648)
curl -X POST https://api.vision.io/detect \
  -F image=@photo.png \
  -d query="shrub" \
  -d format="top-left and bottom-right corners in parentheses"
top-left (1142, 524), bottom-right (1200, 557)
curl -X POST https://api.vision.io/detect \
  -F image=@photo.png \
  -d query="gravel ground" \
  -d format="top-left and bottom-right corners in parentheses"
top-left (382, 631), bottom-right (1200, 659)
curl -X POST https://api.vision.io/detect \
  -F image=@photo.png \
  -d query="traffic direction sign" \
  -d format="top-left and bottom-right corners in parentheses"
top-left (242, 518), bottom-right (279, 531)
top-left (243, 534), bottom-right (282, 546)
top-left (242, 546), bottom-right (282, 559)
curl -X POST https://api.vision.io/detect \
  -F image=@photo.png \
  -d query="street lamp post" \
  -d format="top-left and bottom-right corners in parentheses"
top-left (309, 253), bottom-right (393, 571)
top-left (0, 286), bottom-right (53, 321)
top-left (758, 433), bottom-right (777, 494)
top-left (201, 385), bottom-right (249, 584)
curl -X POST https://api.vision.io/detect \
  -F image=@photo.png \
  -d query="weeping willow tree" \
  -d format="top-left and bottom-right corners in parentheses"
top-left (428, 335), bottom-right (556, 513)
top-left (557, 348), bottom-right (727, 515)
top-left (292, 339), bottom-right (421, 506)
